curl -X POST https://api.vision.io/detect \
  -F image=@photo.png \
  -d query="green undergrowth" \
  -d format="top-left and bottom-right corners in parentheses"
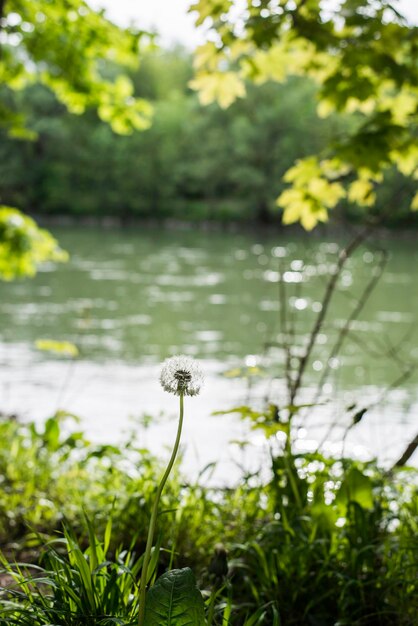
top-left (0, 413), bottom-right (416, 625)
top-left (0, 414), bottom-right (261, 565)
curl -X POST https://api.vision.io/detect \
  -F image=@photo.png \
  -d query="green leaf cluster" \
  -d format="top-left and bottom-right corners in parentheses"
top-left (0, 0), bottom-right (155, 281)
top-left (0, 0), bottom-right (153, 136)
top-left (0, 206), bottom-right (67, 279)
top-left (0, 519), bottom-right (144, 624)
top-left (190, 0), bottom-right (418, 227)
top-left (0, 414), bottom-right (416, 625)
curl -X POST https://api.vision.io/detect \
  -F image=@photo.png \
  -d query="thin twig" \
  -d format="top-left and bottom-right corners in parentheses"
top-left (278, 258), bottom-right (294, 403)
top-left (312, 247), bottom-right (388, 405)
top-left (391, 433), bottom-right (418, 469)
top-left (289, 226), bottom-right (373, 405)
top-left (317, 363), bottom-right (417, 453)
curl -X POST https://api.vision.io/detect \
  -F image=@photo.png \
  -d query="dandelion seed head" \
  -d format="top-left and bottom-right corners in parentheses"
top-left (160, 355), bottom-right (204, 396)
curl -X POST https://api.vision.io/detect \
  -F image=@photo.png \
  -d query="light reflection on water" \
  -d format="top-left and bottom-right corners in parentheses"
top-left (0, 227), bottom-right (417, 480)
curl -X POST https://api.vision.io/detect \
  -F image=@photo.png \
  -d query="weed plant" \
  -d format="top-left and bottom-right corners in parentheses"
top-left (0, 412), bottom-right (416, 625)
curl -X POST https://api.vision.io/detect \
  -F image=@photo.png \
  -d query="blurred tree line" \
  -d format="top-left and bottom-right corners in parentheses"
top-left (0, 48), bottom-right (416, 225)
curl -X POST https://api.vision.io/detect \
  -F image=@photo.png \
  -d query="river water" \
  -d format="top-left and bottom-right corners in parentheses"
top-left (0, 227), bottom-right (417, 481)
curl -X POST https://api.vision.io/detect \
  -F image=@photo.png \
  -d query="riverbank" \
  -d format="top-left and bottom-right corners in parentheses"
top-left (32, 213), bottom-right (418, 238)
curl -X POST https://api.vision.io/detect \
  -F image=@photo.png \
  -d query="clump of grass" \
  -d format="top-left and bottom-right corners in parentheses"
top-left (0, 413), bottom-right (416, 625)
top-left (211, 455), bottom-right (418, 626)
top-left (0, 518), bottom-right (149, 625)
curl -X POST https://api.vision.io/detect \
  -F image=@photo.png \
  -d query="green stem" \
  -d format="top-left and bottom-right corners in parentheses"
top-left (138, 393), bottom-right (184, 626)
top-left (207, 590), bottom-right (215, 626)
top-left (283, 416), bottom-right (302, 509)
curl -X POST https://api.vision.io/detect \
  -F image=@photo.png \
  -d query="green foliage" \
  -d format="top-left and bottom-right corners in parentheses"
top-left (0, 520), bottom-right (144, 624)
top-left (144, 568), bottom-right (206, 625)
top-left (335, 465), bottom-right (374, 511)
top-left (214, 404), bottom-right (290, 439)
top-left (0, 411), bottom-right (416, 625)
top-left (1, 49), bottom-right (415, 226)
top-left (0, 414), bottom-right (156, 545)
top-left (190, 0), bottom-right (418, 228)
top-left (0, 414), bottom-right (253, 564)
top-left (221, 452), bottom-right (417, 625)
top-left (0, 70), bottom-right (344, 223)
top-left (0, 0), bottom-right (153, 136)
top-left (0, 0), bottom-right (155, 281)
top-left (0, 206), bottom-right (67, 279)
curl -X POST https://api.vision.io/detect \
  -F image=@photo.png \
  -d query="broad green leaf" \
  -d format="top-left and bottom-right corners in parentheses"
top-left (279, 193), bottom-right (329, 231)
top-left (348, 179), bottom-right (376, 206)
top-left (307, 177), bottom-right (346, 208)
top-left (193, 42), bottom-right (220, 71)
top-left (212, 405), bottom-right (264, 420)
top-left (244, 43), bottom-right (289, 84)
top-left (381, 90), bottom-right (417, 125)
top-left (283, 157), bottom-right (321, 185)
top-left (189, 72), bottom-right (246, 108)
top-left (278, 156), bottom-right (345, 229)
top-left (43, 417), bottom-right (61, 451)
top-left (144, 567), bottom-right (206, 626)
top-left (391, 144), bottom-right (418, 176)
top-left (311, 502), bottom-right (338, 531)
top-left (335, 467), bottom-right (374, 511)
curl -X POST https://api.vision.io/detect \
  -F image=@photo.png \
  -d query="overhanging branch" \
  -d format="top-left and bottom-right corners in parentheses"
top-left (391, 433), bottom-right (418, 470)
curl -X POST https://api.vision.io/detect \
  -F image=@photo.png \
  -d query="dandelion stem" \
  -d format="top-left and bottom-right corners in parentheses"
top-left (138, 393), bottom-right (184, 626)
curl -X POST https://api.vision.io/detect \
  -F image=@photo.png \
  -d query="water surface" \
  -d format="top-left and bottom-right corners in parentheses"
top-left (0, 227), bottom-right (417, 479)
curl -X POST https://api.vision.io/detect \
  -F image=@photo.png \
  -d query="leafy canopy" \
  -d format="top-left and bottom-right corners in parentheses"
top-left (0, 0), bottom-right (153, 278)
top-left (190, 0), bottom-right (418, 229)
top-left (0, 0), bottom-right (153, 137)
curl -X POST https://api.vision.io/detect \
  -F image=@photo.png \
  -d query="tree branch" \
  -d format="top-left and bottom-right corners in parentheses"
top-left (391, 433), bottom-right (418, 469)
top-left (278, 258), bottom-right (294, 403)
top-left (289, 225), bottom-right (373, 405)
top-left (312, 247), bottom-right (388, 406)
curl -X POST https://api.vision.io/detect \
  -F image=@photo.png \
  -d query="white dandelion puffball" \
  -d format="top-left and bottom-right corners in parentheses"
top-left (160, 355), bottom-right (204, 396)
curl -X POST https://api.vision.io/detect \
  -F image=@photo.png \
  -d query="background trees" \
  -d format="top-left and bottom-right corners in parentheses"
top-left (1, 0), bottom-right (417, 269)
top-left (1, 47), bottom-right (415, 226)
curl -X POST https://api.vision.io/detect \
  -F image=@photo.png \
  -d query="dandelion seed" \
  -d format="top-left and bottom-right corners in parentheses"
top-left (160, 355), bottom-right (204, 396)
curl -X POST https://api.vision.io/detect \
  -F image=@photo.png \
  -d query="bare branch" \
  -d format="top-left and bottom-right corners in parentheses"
top-left (278, 258), bottom-right (294, 402)
top-left (312, 247), bottom-right (388, 405)
top-left (391, 433), bottom-right (418, 469)
top-left (317, 362), bottom-right (417, 453)
top-left (289, 226), bottom-right (373, 405)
